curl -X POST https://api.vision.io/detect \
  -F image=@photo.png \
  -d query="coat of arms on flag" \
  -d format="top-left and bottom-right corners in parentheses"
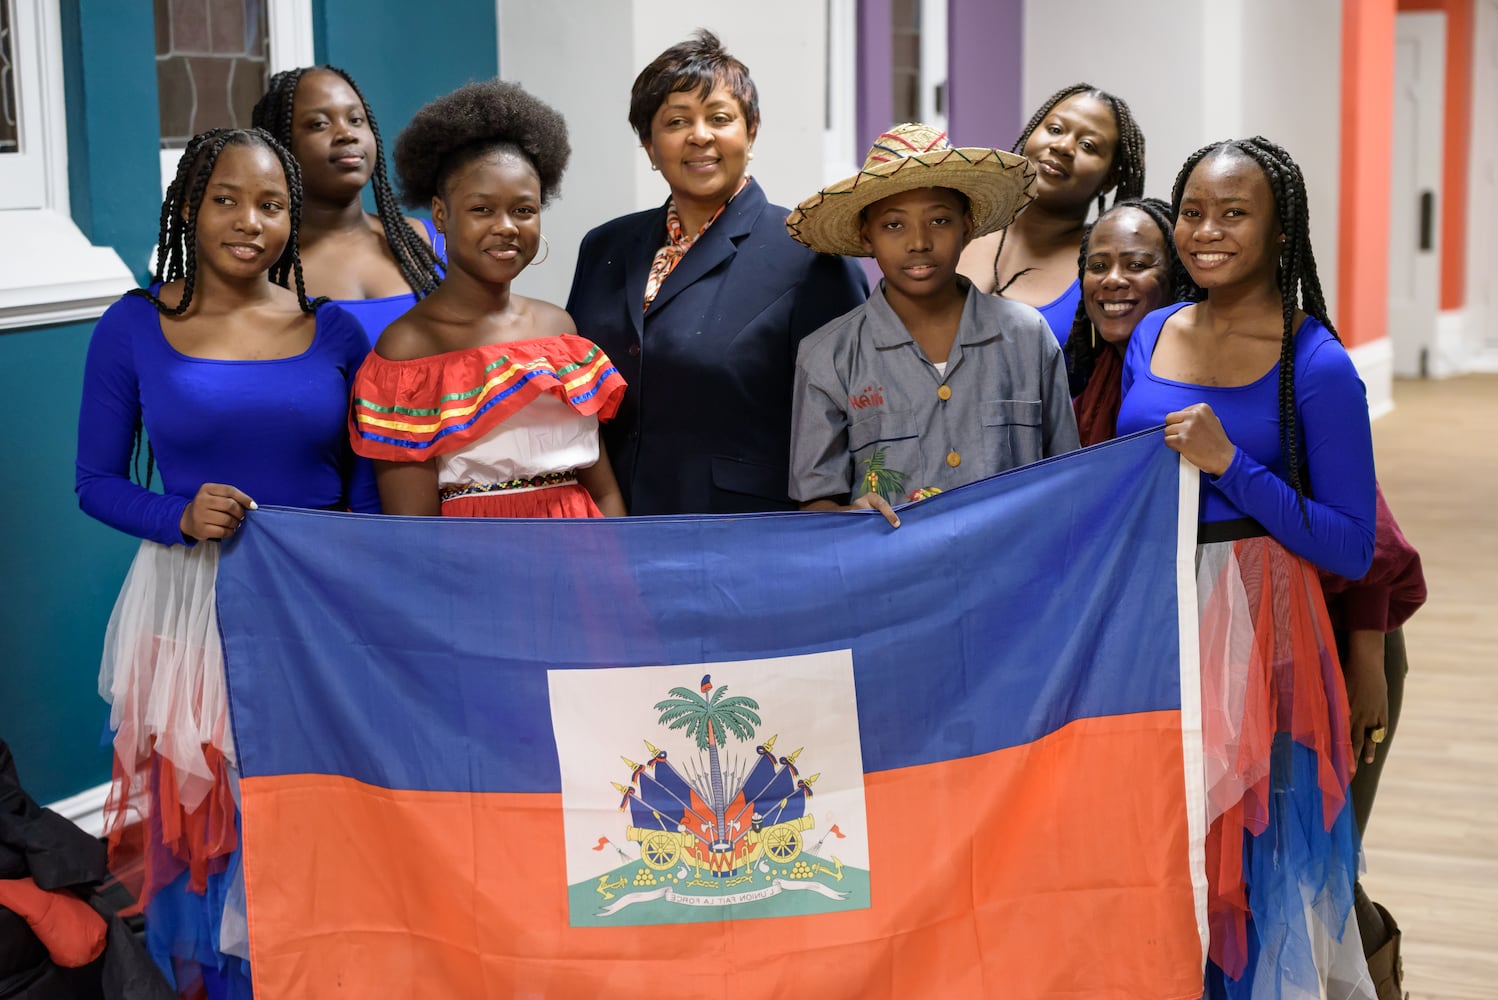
top-left (550, 651), bottom-right (870, 926)
top-left (218, 431), bottom-right (1208, 997)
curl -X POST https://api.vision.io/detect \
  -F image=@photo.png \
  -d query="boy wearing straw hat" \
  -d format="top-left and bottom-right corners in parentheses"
top-left (785, 123), bottom-right (1080, 525)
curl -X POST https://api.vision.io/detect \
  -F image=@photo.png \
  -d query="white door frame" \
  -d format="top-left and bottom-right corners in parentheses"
top-left (1387, 11), bottom-right (1445, 378)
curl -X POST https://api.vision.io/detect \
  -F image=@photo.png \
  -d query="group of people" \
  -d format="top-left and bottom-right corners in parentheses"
top-left (72, 29), bottom-right (1425, 1000)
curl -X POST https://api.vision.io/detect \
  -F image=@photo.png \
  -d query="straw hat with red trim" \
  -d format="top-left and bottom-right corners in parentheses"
top-left (785, 122), bottom-right (1036, 257)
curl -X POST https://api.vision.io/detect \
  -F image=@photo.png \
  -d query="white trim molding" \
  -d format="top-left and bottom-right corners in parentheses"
top-left (1428, 307), bottom-right (1471, 378)
top-left (0, 211), bottom-right (134, 331)
top-left (1347, 336), bottom-right (1395, 421)
top-left (47, 780), bottom-right (110, 839)
top-left (266, 0), bottom-right (315, 74)
top-left (0, 0), bottom-right (133, 331)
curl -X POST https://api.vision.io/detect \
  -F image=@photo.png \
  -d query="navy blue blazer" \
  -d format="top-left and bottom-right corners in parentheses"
top-left (566, 178), bottom-right (868, 515)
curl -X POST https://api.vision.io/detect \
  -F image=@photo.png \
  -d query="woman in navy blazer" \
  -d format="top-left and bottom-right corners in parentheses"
top-left (565, 31), bottom-right (867, 515)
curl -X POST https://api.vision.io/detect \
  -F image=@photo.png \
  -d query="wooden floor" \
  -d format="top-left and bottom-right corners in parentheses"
top-left (1360, 375), bottom-right (1498, 1000)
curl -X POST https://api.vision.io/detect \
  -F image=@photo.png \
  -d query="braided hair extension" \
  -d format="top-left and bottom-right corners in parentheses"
top-left (1061, 197), bottom-right (1192, 394)
top-left (993, 83), bottom-right (1147, 295)
top-left (127, 127), bottom-right (322, 486)
top-left (253, 66), bottom-right (442, 296)
top-left (1013, 83), bottom-right (1146, 213)
top-left (1171, 137), bottom-right (1338, 516)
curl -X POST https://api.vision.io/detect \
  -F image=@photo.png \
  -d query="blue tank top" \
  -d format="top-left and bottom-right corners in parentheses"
top-left (1035, 278), bottom-right (1081, 347)
top-left (331, 218), bottom-right (447, 347)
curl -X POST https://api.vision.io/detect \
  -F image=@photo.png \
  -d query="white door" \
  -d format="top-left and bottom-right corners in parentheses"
top-left (1388, 12), bottom-right (1445, 378)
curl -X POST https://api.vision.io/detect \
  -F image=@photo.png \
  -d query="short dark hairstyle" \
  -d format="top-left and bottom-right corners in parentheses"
top-left (628, 30), bottom-right (760, 143)
top-left (394, 80), bottom-right (570, 206)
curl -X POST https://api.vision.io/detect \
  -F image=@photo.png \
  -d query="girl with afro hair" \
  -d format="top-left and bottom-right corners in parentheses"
top-left (349, 80), bottom-right (628, 518)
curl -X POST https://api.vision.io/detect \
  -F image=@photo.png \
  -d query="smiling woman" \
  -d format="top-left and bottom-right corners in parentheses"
top-left (565, 31), bottom-right (868, 515)
top-left (1062, 197), bottom-right (1191, 445)
top-left (74, 126), bottom-right (378, 995)
top-left (1116, 137), bottom-right (1377, 998)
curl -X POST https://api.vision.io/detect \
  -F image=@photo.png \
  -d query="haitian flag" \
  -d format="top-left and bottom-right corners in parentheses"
top-left (218, 429), bottom-right (1207, 998)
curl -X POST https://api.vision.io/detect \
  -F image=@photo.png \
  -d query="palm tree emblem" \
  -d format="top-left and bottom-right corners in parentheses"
top-left (654, 675), bottom-right (762, 854)
top-left (861, 447), bottom-right (909, 503)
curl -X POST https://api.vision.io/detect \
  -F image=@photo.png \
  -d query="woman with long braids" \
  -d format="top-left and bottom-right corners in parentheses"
top-left (1117, 138), bottom-right (1377, 998)
top-left (1063, 197), bottom-right (1191, 445)
top-left (957, 82), bottom-right (1146, 343)
top-left (75, 127), bottom-right (377, 997)
top-left (253, 66), bottom-right (444, 344)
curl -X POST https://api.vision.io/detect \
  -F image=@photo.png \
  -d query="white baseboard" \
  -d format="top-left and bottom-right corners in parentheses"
top-left (1429, 308), bottom-right (1470, 378)
top-left (1347, 336), bottom-right (1395, 421)
top-left (46, 781), bottom-right (110, 839)
top-left (1470, 351), bottom-right (1498, 374)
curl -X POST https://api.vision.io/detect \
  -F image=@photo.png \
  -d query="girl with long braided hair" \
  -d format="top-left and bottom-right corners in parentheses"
top-left (75, 127), bottom-right (378, 997)
top-left (957, 82), bottom-right (1146, 343)
top-left (1064, 197), bottom-right (1191, 445)
top-left (253, 65), bottom-right (444, 344)
top-left (1116, 138), bottom-right (1377, 999)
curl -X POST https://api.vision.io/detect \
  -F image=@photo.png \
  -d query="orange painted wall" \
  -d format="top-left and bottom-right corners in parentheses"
top-left (1340, 0), bottom-right (1397, 347)
top-left (1399, 0), bottom-right (1474, 310)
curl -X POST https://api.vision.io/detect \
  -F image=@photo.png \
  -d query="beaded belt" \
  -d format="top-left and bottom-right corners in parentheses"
top-left (438, 470), bottom-right (578, 502)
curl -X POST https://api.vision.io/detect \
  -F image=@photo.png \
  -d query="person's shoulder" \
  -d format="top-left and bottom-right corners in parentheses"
top-left (524, 297), bottom-right (578, 336)
top-left (797, 299), bottom-right (871, 367)
top-left (98, 286), bottom-right (162, 325)
top-left (1295, 314), bottom-right (1358, 379)
top-left (313, 299), bottom-right (369, 349)
top-left (372, 310), bottom-right (441, 362)
top-left (1136, 301), bottom-right (1191, 345)
top-left (972, 288), bottom-right (1052, 343)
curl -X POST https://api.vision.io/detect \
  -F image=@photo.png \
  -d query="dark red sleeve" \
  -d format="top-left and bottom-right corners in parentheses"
top-left (1319, 484), bottom-right (1427, 633)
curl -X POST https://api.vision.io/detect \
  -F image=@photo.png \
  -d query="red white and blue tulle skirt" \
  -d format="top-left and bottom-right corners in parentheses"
top-left (100, 540), bottom-right (252, 998)
top-left (1196, 533), bottom-right (1374, 1000)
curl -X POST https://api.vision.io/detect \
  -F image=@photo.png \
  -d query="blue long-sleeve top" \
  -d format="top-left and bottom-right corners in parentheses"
top-left (76, 290), bottom-right (379, 547)
top-left (1118, 302), bottom-right (1375, 579)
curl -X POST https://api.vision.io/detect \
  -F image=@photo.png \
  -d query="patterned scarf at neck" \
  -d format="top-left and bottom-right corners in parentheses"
top-left (642, 176), bottom-right (750, 313)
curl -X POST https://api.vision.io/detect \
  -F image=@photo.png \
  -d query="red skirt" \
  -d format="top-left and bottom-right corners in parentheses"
top-left (441, 481), bottom-right (601, 519)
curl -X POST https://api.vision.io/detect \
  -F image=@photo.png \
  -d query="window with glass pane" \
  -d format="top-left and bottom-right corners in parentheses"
top-left (1, 0), bottom-right (18, 154)
top-left (154, 0), bottom-right (269, 149)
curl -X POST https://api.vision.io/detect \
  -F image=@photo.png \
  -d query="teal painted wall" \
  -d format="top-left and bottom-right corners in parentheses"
top-left (0, 320), bottom-right (139, 804)
top-left (0, 2), bottom-right (163, 804)
top-left (4, 0), bottom-right (498, 806)
top-left (313, 0), bottom-right (498, 211)
top-left (60, 0), bottom-right (164, 277)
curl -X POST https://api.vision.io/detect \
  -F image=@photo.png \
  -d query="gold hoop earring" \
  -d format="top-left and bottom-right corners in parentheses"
top-left (530, 233), bottom-right (550, 267)
top-left (1090, 320), bottom-right (1097, 349)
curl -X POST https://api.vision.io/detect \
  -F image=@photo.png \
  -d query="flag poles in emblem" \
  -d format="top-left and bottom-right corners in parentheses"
top-left (653, 674), bottom-right (763, 876)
